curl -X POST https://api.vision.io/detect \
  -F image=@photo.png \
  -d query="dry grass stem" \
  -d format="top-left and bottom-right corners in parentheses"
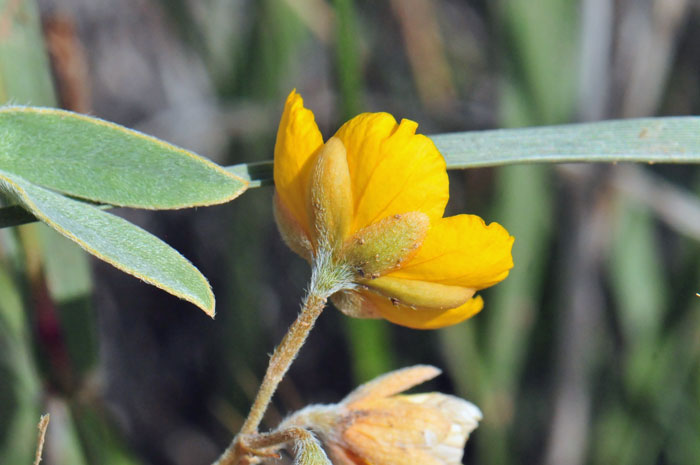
top-left (33, 414), bottom-right (50, 465)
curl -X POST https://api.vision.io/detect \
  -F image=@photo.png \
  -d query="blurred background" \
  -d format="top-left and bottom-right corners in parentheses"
top-left (1, 0), bottom-right (699, 464)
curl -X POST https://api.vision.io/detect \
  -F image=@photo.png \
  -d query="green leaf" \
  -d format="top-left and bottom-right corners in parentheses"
top-left (432, 117), bottom-right (700, 168)
top-left (0, 170), bottom-right (215, 316)
top-left (0, 107), bottom-right (247, 208)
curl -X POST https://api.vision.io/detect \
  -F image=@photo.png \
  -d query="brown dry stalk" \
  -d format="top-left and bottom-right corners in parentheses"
top-left (33, 414), bottom-right (50, 465)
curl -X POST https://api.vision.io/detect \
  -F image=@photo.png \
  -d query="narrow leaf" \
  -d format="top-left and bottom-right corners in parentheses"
top-left (0, 170), bottom-right (215, 316)
top-left (0, 107), bottom-right (247, 208)
top-left (432, 117), bottom-right (700, 167)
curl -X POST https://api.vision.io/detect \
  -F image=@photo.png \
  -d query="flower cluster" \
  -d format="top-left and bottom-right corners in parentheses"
top-left (273, 90), bottom-right (514, 329)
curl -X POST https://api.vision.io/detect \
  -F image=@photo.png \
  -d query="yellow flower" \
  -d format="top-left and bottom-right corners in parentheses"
top-left (273, 90), bottom-right (514, 329)
top-left (278, 365), bottom-right (482, 465)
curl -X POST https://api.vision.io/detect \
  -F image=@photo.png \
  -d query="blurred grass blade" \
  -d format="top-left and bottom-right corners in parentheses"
top-left (45, 399), bottom-right (89, 465)
top-left (0, 170), bottom-right (215, 316)
top-left (332, 0), bottom-right (363, 119)
top-left (39, 226), bottom-right (98, 373)
top-left (71, 404), bottom-right (144, 465)
top-left (0, 266), bottom-right (41, 465)
top-left (609, 199), bottom-right (666, 345)
top-left (0, 107), bottom-right (247, 208)
top-left (40, 226), bottom-right (93, 302)
top-left (344, 319), bottom-right (394, 383)
top-left (0, 0), bottom-right (54, 104)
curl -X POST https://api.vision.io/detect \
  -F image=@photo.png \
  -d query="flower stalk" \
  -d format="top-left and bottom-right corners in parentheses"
top-left (214, 253), bottom-right (352, 465)
top-left (242, 292), bottom-right (326, 435)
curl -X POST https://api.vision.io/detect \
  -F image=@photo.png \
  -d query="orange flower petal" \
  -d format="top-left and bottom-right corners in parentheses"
top-left (341, 397), bottom-right (452, 465)
top-left (342, 365), bottom-right (441, 407)
top-left (273, 90), bottom-right (324, 237)
top-left (333, 114), bottom-right (448, 233)
top-left (360, 289), bottom-right (484, 329)
top-left (389, 214), bottom-right (514, 289)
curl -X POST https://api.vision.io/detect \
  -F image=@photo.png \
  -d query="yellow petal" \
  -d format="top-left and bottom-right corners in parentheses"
top-left (365, 275), bottom-right (475, 310)
top-left (273, 90), bottom-right (324, 237)
top-left (273, 192), bottom-right (313, 261)
top-left (333, 113), bottom-right (448, 232)
top-left (308, 137), bottom-right (353, 249)
top-left (390, 214), bottom-right (514, 289)
top-left (362, 290), bottom-right (484, 329)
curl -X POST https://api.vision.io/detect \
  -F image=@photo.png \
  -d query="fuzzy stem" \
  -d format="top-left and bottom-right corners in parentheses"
top-left (214, 252), bottom-right (352, 465)
top-left (213, 293), bottom-right (326, 465)
top-left (243, 292), bottom-right (327, 435)
top-left (213, 246), bottom-right (353, 465)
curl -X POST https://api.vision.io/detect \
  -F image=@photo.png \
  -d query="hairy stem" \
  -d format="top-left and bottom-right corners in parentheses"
top-left (213, 293), bottom-right (326, 465)
top-left (243, 292), bottom-right (327, 435)
top-left (214, 251), bottom-right (352, 465)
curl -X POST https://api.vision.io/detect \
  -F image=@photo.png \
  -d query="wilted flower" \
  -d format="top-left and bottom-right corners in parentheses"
top-left (273, 90), bottom-right (513, 329)
top-left (278, 365), bottom-right (481, 465)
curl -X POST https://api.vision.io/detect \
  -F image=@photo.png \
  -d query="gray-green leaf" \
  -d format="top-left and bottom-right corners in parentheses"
top-left (0, 107), bottom-right (247, 208)
top-left (432, 117), bottom-right (700, 168)
top-left (0, 169), bottom-right (215, 316)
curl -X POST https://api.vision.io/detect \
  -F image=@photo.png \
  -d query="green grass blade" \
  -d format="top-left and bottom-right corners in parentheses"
top-left (0, 170), bottom-right (215, 316)
top-left (0, 107), bottom-right (247, 209)
top-left (0, 266), bottom-right (41, 465)
top-left (344, 319), bottom-right (394, 383)
top-left (0, 0), bottom-right (54, 104)
top-left (332, 0), bottom-right (363, 120)
top-left (39, 226), bottom-right (99, 373)
top-left (609, 200), bottom-right (666, 345)
top-left (433, 117), bottom-right (700, 167)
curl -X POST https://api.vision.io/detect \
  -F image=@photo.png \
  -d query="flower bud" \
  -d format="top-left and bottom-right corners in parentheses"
top-left (307, 137), bottom-right (353, 252)
top-left (342, 212), bottom-right (429, 279)
top-left (279, 365), bottom-right (481, 465)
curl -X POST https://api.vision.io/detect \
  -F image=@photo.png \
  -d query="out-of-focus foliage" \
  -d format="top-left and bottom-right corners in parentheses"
top-left (1, 0), bottom-right (699, 464)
